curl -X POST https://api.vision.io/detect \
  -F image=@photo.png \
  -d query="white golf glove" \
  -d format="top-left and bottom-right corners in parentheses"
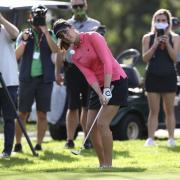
top-left (103, 88), bottom-right (112, 101)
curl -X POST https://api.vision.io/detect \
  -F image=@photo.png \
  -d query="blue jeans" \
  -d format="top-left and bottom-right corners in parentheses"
top-left (0, 86), bottom-right (18, 155)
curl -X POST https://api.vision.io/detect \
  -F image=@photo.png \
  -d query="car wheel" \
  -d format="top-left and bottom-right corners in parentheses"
top-left (49, 124), bottom-right (67, 140)
top-left (112, 114), bottom-right (144, 140)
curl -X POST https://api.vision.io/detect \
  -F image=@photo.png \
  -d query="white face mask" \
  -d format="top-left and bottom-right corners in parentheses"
top-left (154, 22), bottom-right (169, 30)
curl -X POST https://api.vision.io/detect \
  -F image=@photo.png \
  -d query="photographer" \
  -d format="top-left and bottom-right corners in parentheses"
top-left (142, 9), bottom-right (180, 147)
top-left (14, 5), bottom-right (58, 152)
top-left (0, 13), bottom-right (19, 158)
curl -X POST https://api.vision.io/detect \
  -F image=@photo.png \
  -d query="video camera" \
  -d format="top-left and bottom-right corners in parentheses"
top-left (31, 5), bottom-right (47, 26)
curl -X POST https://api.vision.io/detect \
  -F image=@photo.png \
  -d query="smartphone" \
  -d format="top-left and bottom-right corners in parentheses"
top-left (157, 29), bottom-right (164, 37)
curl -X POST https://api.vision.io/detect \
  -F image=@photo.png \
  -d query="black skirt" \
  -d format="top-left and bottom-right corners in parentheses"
top-left (88, 77), bottom-right (128, 109)
top-left (145, 72), bottom-right (177, 92)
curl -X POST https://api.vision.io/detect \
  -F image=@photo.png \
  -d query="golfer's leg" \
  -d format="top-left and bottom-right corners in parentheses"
top-left (86, 109), bottom-right (104, 166)
top-left (98, 105), bottom-right (119, 166)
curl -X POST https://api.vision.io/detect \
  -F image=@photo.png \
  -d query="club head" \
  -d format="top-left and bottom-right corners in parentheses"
top-left (71, 149), bottom-right (81, 155)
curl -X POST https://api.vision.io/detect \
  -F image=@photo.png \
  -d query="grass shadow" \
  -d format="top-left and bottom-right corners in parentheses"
top-left (40, 150), bottom-right (77, 162)
top-left (158, 145), bottom-right (180, 152)
top-left (0, 156), bottom-right (34, 167)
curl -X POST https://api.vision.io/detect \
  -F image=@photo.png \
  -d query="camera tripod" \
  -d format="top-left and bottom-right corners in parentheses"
top-left (0, 73), bottom-right (38, 156)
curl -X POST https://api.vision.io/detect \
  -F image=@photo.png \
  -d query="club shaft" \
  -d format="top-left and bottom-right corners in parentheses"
top-left (82, 105), bottom-right (103, 147)
top-left (0, 73), bottom-right (38, 156)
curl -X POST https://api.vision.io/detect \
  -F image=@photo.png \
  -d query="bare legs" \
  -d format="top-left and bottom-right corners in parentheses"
top-left (146, 93), bottom-right (161, 139)
top-left (146, 92), bottom-right (176, 142)
top-left (66, 107), bottom-right (88, 145)
top-left (162, 93), bottom-right (176, 139)
top-left (86, 105), bottom-right (119, 167)
top-left (15, 111), bottom-right (47, 147)
top-left (66, 109), bottom-right (79, 141)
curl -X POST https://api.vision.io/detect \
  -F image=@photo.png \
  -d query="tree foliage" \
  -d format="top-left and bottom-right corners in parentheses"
top-left (6, 0), bottom-right (180, 57)
top-left (63, 0), bottom-right (180, 56)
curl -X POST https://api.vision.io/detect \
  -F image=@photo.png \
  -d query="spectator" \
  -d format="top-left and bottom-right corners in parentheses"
top-left (59, 0), bottom-right (101, 149)
top-left (0, 13), bottom-right (19, 158)
top-left (14, 5), bottom-right (59, 152)
top-left (171, 16), bottom-right (180, 35)
top-left (53, 19), bottom-right (128, 168)
top-left (171, 16), bottom-right (180, 78)
top-left (142, 9), bottom-right (180, 147)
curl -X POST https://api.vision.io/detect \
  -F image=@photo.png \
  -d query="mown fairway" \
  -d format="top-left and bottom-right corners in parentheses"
top-left (0, 135), bottom-right (180, 180)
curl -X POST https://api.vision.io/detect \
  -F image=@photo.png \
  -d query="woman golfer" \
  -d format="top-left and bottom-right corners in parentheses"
top-left (53, 19), bottom-right (128, 168)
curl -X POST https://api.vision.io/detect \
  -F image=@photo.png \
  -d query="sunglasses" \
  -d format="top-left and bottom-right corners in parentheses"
top-left (72, 4), bottom-right (85, 9)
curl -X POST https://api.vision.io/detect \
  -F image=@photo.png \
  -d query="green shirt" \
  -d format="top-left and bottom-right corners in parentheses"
top-left (31, 31), bottom-right (43, 77)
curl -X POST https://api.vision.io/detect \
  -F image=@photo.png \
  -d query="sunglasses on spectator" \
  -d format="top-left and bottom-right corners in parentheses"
top-left (72, 4), bottom-right (85, 9)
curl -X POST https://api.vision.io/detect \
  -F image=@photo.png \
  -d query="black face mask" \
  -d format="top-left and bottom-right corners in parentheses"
top-left (33, 16), bottom-right (46, 26)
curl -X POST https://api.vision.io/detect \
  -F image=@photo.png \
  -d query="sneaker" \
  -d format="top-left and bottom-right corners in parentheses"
top-left (64, 140), bottom-right (74, 149)
top-left (84, 139), bottom-right (93, 149)
top-left (14, 144), bottom-right (23, 153)
top-left (34, 144), bottom-right (42, 151)
top-left (0, 152), bottom-right (10, 159)
top-left (167, 138), bottom-right (176, 147)
top-left (144, 138), bottom-right (156, 147)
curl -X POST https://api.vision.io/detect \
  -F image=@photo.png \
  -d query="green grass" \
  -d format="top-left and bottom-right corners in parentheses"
top-left (1, 136), bottom-right (180, 179)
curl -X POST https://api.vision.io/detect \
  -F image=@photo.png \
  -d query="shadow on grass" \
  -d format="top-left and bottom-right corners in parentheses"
top-left (0, 156), bottom-right (34, 167)
top-left (158, 145), bottom-right (180, 152)
top-left (38, 148), bottom-right (131, 164)
top-left (40, 150), bottom-right (76, 162)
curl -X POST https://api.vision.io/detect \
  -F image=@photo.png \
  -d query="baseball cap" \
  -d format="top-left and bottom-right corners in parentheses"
top-left (53, 19), bottom-right (71, 38)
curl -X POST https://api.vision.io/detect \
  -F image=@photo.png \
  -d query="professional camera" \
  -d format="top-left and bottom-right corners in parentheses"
top-left (31, 5), bottom-right (47, 26)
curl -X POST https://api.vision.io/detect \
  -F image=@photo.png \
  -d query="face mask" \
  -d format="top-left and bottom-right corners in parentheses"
top-left (74, 9), bottom-right (86, 18)
top-left (154, 22), bottom-right (169, 30)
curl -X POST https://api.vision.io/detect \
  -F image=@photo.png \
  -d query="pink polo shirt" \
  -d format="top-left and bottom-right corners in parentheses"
top-left (72, 32), bottom-right (127, 87)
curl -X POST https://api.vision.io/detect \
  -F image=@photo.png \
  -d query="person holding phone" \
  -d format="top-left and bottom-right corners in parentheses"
top-left (142, 9), bottom-right (180, 147)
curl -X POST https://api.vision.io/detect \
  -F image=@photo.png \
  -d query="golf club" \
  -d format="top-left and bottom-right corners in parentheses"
top-left (71, 105), bottom-right (103, 155)
top-left (0, 73), bottom-right (38, 156)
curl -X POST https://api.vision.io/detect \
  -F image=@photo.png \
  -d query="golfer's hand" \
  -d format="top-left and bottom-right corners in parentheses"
top-left (99, 88), bottom-right (112, 105)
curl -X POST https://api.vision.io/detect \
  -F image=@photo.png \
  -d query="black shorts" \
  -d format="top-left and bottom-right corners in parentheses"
top-left (64, 64), bottom-right (89, 109)
top-left (19, 76), bottom-right (53, 112)
top-left (88, 77), bottom-right (128, 109)
top-left (145, 72), bottom-right (177, 92)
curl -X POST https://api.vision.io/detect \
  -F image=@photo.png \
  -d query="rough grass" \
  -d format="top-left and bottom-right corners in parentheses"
top-left (0, 135), bottom-right (180, 179)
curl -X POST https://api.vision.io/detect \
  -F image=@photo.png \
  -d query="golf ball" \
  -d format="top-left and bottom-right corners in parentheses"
top-left (70, 49), bottom-right (75, 55)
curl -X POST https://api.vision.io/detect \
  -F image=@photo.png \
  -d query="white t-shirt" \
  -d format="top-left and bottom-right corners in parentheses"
top-left (0, 25), bottom-right (19, 87)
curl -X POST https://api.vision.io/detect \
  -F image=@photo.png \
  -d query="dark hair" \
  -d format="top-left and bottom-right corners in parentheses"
top-left (53, 19), bottom-right (71, 38)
